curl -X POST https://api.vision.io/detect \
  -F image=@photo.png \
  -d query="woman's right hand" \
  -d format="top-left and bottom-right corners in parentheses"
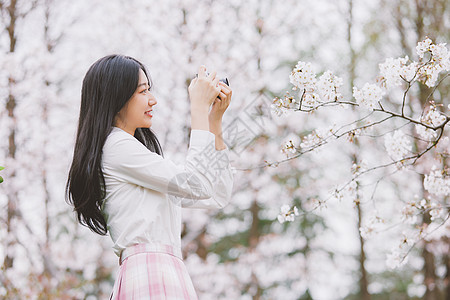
top-left (188, 65), bottom-right (221, 111)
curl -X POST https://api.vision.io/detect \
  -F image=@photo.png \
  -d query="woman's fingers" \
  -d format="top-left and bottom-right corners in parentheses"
top-left (212, 77), bottom-right (220, 89)
top-left (218, 91), bottom-right (226, 100)
top-left (189, 77), bottom-right (197, 87)
top-left (218, 81), bottom-right (229, 89)
top-left (208, 71), bottom-right (217, 81)
top-left (198, 65), bottom-right (207, 78)
top-left (219, 82), bottom-right (232, 99)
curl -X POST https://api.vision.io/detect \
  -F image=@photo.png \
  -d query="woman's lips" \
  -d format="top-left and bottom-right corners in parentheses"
top-left (145, 110), bottom-right (153, 117)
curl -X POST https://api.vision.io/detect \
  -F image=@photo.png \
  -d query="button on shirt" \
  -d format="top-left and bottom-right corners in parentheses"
top-left (101, 127), bottom-right (234, 257)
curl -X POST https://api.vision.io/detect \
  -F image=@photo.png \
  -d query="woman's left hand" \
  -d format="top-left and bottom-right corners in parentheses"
top-left (209, 81), bottom-right (232, 122)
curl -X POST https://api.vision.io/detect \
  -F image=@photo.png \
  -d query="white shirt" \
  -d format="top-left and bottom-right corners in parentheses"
top-left (101, 126), bottom-right (233, 257)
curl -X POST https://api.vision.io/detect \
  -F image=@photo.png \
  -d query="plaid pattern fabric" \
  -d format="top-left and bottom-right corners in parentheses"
top-left (110, 243), bottom-right (199, 300)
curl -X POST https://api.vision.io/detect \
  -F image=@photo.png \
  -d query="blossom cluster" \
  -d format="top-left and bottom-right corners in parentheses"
top-left (351, 160), bottom-right (368, 178)
top-left (384, 130), bottom-right (412, 161)
top-left (281, 140), bottom-right (297, 156)
top-left (352, 83), bottom-right (385, 110)
top-left (277, 204), bottom-right (299, 224)
top-left (289, 61), bottom-right (316, 92)
top-left (423, 166), bottom-right (450, 197)
top-left (272, 62), bottom-right (343, 114)
top-left (299, 127), bottom-right (333, 150)
top-left (273, 38), bottom-right (449, 117)
top-left (300, 132), bottom-right (323, 149)
top-left (272, 92), bottom-right (297, 116)
top-left (386, 195), bottom-right (448, 270)
top-left (386, 242), bottom-right (410, 269)
top-left (316, 70), bottom-right (344, 102)
top-left (416, 38), bottom-right (450, 87)
top-left (415, 105), bottom-right (447, 140)
top-left (401, 197), bottom-right (429, 224)
top-left (359, 214), bottom-right (384, 239)
top-left (379, 56), bottom-right (417, 87)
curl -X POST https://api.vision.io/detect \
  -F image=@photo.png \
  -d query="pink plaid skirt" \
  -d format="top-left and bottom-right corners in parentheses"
top-left (110, 243), bottom-right (199, 300)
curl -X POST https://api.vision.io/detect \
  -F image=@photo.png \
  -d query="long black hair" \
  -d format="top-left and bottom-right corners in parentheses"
top-left (65, 55), bottom-right (163, 235)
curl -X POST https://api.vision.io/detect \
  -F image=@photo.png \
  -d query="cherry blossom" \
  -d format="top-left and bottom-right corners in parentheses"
top-left (289, 61), bottom-right (317, 92)
top-left (384, 130), bottom-right (412, 161)
top-left (277, 204), bottom-right (300, 224)
top-left (352, 83), bottom-right (385, 109)
top-left (317, 71), bottom-right (344, 102)
top-left (423, 166), bottom-right (450, 197)
top-left (415, 106), bottom-right (447, 140)
top-left (379, 56), bottom-right (417, 87)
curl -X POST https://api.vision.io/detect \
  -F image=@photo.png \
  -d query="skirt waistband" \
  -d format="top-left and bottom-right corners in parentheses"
top-left (119, 242), bottom-right (183, 265)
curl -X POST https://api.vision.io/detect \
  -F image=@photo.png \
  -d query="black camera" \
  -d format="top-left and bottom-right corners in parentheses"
top-left (219, 78), bottom-right (229, 86)
top-left (195, 72), bottom-right (229, 86)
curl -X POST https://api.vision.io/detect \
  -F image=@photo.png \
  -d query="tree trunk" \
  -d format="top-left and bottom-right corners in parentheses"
top-left (3, 0), bottom-right (18, 273)
top-left (356, 200), bottom-right (371, 300)
top-left (249, 199), bottom-right (261, 249)
top-left (444, 241), bottom-right (450, 300)
top-left (348, 0), bottom-right (371, 298)
top-left (421, 209), bottom-right (442, 300)
top-left (394, 0), bottom-right (448, 297)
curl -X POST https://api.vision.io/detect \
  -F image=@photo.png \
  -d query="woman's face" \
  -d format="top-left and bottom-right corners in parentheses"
top-left (115, 68), bottom-right (157, 135)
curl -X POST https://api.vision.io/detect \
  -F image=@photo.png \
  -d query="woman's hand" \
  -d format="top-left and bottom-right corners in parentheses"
top-left (209, 81), bottom-right (232, 122)
top-left (188, 66), bottom-right (221, 111)
top-left (208, 82), bottom-right (232, 150)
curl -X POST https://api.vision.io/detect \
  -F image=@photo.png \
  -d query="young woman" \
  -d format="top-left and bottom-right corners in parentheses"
top-left (66, 54), bottom-right (234, 299)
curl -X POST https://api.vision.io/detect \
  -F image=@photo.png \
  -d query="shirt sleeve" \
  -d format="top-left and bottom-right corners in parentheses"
top-left (102, 129), bottom-right (234, 209)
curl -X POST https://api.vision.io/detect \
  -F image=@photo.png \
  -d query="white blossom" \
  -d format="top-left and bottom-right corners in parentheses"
top-left (353, 83), bottom-right (384, 110)
top-left (401, 202), bottom-right (419, 225)
top-left (316, 70), bottom-right (343, 102)
top-left (415, 106), bottom-right (446, 140)
top-left (384, 130), bottom-right (411, 161)
top-left (300, 133), bottom-right (320, 149)
top-left (416, 38), bottom-right (433, 58)
top-left (387, 229), bottom-right (425, 269)
top-left (415, 124), bottom-right (435, 140)
top-left (281, 140), bottom-right (297, 155)
top-left (416, 38), bottom-right (450, 87)
top-left (289, 61), bottom-right (317, 92)
top-left (271, 101), bottom-right (285, 116)
top-left (424, 167), bottom-right (450, 196)
top-left (386, 248), bottom-right (409, 269)
top-left (418, 64), bottom-right (441, 87)
top-left (277, 204), bottom-right (299, 224)
top-left (379, 56), bottom-right (417, 87)
top-left (429, 202), bottom-right (444, 221)
top-left (359, 214), bottom-right (384, 239)
top-left (419, 199), bottom-right (427, 208)
top-left (271, 92), bottom-right (299, 116)
top-left (351, 160), bottom-right (368, 177)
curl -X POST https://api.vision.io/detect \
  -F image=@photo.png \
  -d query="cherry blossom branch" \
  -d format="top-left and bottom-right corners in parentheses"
top-left (374, 106), bottom-right (449, 130)
top-left (424, 73), bottom-right (450, 106)
top-left (296, 100), bottom-right (358, 113)
top-left (399, 57), bottom-right (434, 116)
top-left (399, 212), bottom-right (450, 264)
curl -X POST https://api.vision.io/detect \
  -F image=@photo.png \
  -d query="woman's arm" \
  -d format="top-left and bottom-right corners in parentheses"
top-left (208, 81), bottom-right (232, 151)
top-left (102, 128), bottom-right (233, 209)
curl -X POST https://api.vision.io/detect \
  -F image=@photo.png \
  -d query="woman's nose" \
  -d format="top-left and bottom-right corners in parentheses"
top-left (149, 95), bottom-right (157, 106)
